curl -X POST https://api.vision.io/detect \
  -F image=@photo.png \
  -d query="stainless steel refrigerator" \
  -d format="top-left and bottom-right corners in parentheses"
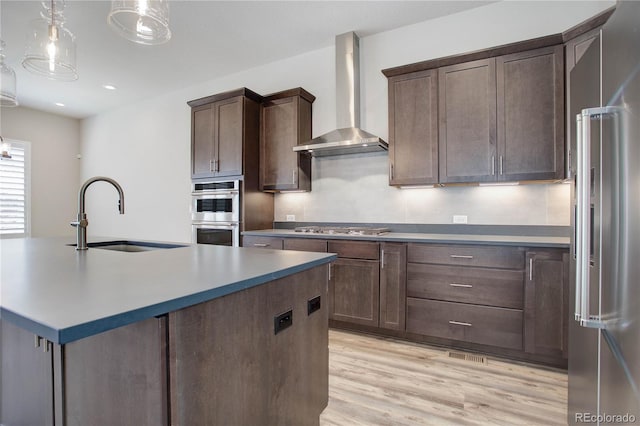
top-left (569, 1), bottom-right (640, 424)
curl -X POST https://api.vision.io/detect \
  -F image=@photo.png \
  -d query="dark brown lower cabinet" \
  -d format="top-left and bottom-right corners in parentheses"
top-left (524, 249), bottom-right (570, 358)
top-left (1, 320), bottom-right (54, 426)
top-left (242, 235), bottom-right (284, 249)
top-left (329, 258), bottom-right (380, 327)
top-left (283, 237), bottom-right (328, 252)
top-left (0, 266), bottom-right (328, 426)
top-left (0, 316), bottom-right (167, 426)
top-left (379, 242), bottom-right (407, 330)
top-left (406, 298), bottom-right (524, 350)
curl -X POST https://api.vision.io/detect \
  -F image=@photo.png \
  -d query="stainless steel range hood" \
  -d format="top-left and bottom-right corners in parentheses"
top-left (293, 32), bottom-right (388, 157)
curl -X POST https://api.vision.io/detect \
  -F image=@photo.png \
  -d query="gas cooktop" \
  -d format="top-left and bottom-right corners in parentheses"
top-left (293, 226), bottom-right (390, 236)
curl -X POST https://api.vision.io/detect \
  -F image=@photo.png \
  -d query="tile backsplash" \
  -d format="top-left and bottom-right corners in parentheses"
top-left (274, 152), bottom-right (570, 226)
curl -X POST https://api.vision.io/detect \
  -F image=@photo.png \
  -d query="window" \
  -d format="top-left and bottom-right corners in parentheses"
top-left (0, 140), bottom-right (30, 237)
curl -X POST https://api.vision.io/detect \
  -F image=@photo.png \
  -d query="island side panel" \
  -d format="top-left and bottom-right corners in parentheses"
top-left (0, 319), bottom-right (54, 426)
top-left (169, 264), bottom-right (329, 426)
top-left (61, 316), bottom-right (168, 426)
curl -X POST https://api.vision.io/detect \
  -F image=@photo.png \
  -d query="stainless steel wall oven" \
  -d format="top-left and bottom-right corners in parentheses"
top-left (191, 180), bottom-right (240, 246)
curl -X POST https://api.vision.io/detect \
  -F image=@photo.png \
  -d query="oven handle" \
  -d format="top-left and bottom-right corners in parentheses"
top-left (192, 222), bottom-right (239, 227)
top-left (191, 190), bottom-right (239, 197)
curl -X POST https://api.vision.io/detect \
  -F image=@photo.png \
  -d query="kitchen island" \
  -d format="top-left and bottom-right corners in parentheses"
top-left (0, 237), bottom-right (335, 426)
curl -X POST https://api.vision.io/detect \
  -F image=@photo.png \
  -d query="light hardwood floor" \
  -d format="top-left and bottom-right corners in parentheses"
top-left (320, 330), bottom-right (568, 426)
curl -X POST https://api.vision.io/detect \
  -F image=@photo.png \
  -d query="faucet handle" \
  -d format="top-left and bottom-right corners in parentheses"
top-left (70, 219), bottom-right (88, 228)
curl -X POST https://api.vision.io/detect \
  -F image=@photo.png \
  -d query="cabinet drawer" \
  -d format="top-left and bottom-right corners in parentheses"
top-left (406, 298), bottom-right (523, 350)
top-left (283, 238), bottom-right (328, 252)
top-left (242, 236), bottom-right (283, 250)
top-left (328, 241), bottom-right (379, 260)
top-left (407, 263), bottom-right (524, 309)
top-left (407, 243), bottom-right (524, 269)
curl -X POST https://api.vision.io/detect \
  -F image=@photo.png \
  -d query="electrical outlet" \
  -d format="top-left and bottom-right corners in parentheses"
top-left (453, 215), bottom-right (468, 224)
top-left (286, 214), bottom-right (296, 221)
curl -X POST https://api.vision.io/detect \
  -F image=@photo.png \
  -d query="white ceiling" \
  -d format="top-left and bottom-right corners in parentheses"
top-left (1, 1), bottom-right (493, 119)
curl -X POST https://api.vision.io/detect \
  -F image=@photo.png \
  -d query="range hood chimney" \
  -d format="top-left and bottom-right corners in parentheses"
top-left (293, 31), bottom-right (388, 157)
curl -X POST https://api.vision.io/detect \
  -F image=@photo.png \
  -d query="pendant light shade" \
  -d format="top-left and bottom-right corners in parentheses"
top-left (0, 41), bottom-right (18, 107)
top-left (22, 0), bottom-right (78, 81)
top-left (108, 0), bottom-right (171, 45)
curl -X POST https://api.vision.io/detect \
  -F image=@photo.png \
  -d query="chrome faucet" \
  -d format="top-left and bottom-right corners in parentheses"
top-left (70, 176), bottom-right (125, 250)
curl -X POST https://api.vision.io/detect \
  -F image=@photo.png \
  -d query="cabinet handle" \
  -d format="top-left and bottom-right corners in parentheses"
top-left (35, 336), bottom-right (50, 352)
top-left (253, 243), bottom-right (269, 247)
top-left (450, 254), bottom-right (473, 259)
top-left (529, 257), bottom-right (533, 281)
top-left (389, 163), bottom-right (394, 179)
top-left (328, 263), bottom-right (331, 281)
top-left (491, 155), bottom-right (495, 175)
top-left (449, 283), bottom-right (473, 288)
top-left (209, 160), bottom-right (214, 172)
top-left (499, 156), bottom-right (504, 175)
top-left (214, 159), bottom-right (219, 172)
top-left (380, 249), bottom-right (385, 269)
top-left (292, 170), bottom-right (296, 183)
top-left (449, 320), bottom-right (472, 327)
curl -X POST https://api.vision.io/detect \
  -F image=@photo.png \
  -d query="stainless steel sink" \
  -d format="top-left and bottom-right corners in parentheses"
top-left (68, 240), bottom-right (187, 252)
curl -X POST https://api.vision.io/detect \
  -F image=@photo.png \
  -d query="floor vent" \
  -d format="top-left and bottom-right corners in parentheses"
top-left (446, 351), bottom-right (487, 364)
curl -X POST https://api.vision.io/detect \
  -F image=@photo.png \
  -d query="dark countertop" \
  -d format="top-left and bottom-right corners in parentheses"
top-left (242, 229), bottom-right (570, 248)
top-left (0, 237), bottom-right (336, 344)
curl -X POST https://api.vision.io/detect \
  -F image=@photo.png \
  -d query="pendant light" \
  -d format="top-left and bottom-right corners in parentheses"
top-left (22, 0), bottom-right (78, 81)
top-left (0, 40), bottom-right (18, 107)
top-left (108, 0), bottom-right (171, 45)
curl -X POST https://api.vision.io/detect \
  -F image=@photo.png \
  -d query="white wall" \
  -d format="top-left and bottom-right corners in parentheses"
top-left (1, 107), bottom-right (80, 237)
top-left (82, 1), bottom-right (613, 242)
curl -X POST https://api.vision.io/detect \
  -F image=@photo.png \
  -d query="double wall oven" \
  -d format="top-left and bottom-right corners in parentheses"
top-left (191, 180), bottom-right (240, 246)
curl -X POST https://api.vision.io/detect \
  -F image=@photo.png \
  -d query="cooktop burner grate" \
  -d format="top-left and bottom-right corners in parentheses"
top-left (293, 226), bottom-right (390, 236)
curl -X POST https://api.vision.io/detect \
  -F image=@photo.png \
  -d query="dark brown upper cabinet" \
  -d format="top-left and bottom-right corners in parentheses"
top-left (383, 35), bottom-right (567, 185)
top-left (563, 5), bottom-right (614, 180)
top-left (496, 45), bottom-right (565, 182)
top-left (439, 46), bottom-right (564, 184)
top-left (439, 58), bottom-right (497, 183)
top-left (260, 88), bottom-right (315, 192)
top-left (387, 69), bottom-right (439, 186)
top-left (188, 88), bottom-right (262, 180)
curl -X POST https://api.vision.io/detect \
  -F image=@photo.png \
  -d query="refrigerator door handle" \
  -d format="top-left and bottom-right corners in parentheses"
top-left (575, 110), bottom-right (592, 326)
top-left (576, 107), bottom-right (618, 329)
top-left (575, 112), bottom-right (584, 323)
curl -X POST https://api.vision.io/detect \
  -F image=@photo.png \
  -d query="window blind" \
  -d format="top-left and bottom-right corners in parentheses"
top-left (0, 142), bottom-right (27, 236)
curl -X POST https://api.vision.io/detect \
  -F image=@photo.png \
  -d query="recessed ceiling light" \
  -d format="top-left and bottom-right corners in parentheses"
top-left (103, 84), bottom-right (117, 90)
top-left (55, 102), bottom-right (65, 107)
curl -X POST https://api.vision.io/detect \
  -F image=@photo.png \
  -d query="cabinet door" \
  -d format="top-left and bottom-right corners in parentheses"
top-left (329, 258), bottom-right (380, 327)
top-left (379, 243), bottom-right (407, 331)
top-left (0, 320), bottom-right (54, 426)
top-left (214, 96), bottom-right (244, 177)
top-left (388, 70), bottom-right (438, 186)
top-left (524, 249), bottom-right (569, 358)
top-left (565, 28), bottom-right (601, 180)
top-left (191, 104), bottom-right (215, 179)
top-left (497, 45), bottom-right (564, 181)
top-left (261, 97), bottom-right (303, 190)
top-left (439, 58), bottom-right (497, 183)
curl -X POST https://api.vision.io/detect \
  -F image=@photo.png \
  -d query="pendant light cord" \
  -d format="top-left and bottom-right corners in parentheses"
top-left (51, 0), bottom-right (56, 27)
